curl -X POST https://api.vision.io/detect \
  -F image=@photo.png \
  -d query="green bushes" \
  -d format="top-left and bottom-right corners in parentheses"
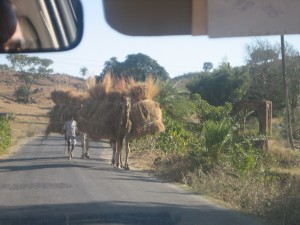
top-left (156, 113), bottom-right (194, 154)
top-left (15, 85), bottom-right (30, 102)
top-left (0, 116), bottom-right (12, 154)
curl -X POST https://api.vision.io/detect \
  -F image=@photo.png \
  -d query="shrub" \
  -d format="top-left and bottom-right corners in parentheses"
top-left (0, 117), bottom-right (12, 154)
top-left (15, 85), bottom-right (30, 102)
top-left (156, 113), bottom-right (196, 154)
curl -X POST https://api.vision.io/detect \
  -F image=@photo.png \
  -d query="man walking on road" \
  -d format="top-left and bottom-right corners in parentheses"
top-left (63, 115), bottom-right (77, 159)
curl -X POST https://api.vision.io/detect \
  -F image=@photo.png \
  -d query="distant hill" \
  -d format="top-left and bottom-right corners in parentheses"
top-left (171, 72), bottom-right (201, 93)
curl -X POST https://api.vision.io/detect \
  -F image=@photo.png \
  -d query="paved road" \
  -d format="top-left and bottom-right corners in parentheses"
top-left (0, 135), bottom-right (265, 225)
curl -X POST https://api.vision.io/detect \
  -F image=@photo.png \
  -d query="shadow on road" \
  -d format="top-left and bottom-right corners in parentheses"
top-left (0, 200), bottom-right (263, 225)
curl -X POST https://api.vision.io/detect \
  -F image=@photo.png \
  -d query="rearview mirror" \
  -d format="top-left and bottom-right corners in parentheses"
top-left (0, 0), bottom-right (83, 53)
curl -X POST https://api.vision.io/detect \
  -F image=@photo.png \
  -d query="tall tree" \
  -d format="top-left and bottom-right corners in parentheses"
top-left (245, 39), bottom-right (285, 110)
top-left (284, 43), bottom-right (300, 125)
top-left (6, 54), bottom-right (53, 102)
top-left (80, 66), bottom-right (88, 78)
top-left (281, 35), bottom-right (294, 150)
top-left (100, 53), bottom-right (169, 81)
top-left (187, 64), bottom-right (250, 106)
top-left (203, 62), bottom-right (213, 72)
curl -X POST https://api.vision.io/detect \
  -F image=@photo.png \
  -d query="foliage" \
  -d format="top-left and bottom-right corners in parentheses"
top-left (0, 64), bottom-right (10, 71)
top-left (14, 85), bottom-right (30, 102)
top-left (100, 53), bottom-right (169, 81)
top-left (187, 111), bottom-right (269, 175)
top-left (6, 54), bottom-right (53, 103)
top-left (79, 66), bottom-right (88, 78)
top-left (187, 64), bottom-right (250, 106)
top-left (0, 117), bottom-right (11, 154)
top-left (156, 113), bottom-right (198, 154)
top-left (284, 43), bottom-right (300, 124)
top-left (203, 62), bottom-right (213, 72)
top-left (191, 94), bottom-right (232, 124)
top-left (245, 39), bottom-right (285, 110)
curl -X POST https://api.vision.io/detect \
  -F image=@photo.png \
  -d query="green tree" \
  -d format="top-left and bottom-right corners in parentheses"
top-left (203, 62), bottom-right (213, 72)
top-left (245, 39), bottom-right (285, 110)
top-left (100, 53), bottom-right (169, 81)
top-left (284, 43), bottom-right (300, 125)
top-left (6, 54), bottom-right (53, 102)
top-left (80, 66), bottom-right (88, 78)
top-left (187, 64), bottom-right (250, 106)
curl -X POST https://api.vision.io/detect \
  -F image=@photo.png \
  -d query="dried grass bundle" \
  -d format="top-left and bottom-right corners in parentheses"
top-left (88, 73), bottom-right (114, 99)
top-left (78, 93), bottom-right (129, 140)
top-left (45, 104), bottom-right (81, 136)
top-left (51, 89), bottom-right (88, 105)
top-left (130, 99), bottom-right (165, 138)
top-left (129, 76), bottom-right (159, 102)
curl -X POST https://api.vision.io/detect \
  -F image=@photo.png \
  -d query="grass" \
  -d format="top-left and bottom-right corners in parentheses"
top-left (129, 120), bottom-right (300, 225)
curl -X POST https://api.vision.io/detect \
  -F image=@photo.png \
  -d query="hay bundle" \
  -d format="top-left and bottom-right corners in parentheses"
top-left (78, 93), bottom-right (130, 140)
top-left (129, 76), bottom-right (159, 102)
top-left (129, 99), bottom-right (165, 139)
top-left (51, 89), bottom-right (88, 105)
top-left (45, 103), bottom-right (81, 136)
top-left (87, 74), bottom-right (114, 99)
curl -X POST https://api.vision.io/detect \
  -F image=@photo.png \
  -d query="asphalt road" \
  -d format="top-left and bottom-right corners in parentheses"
top-left (0, 135), bottom-right (266, 225)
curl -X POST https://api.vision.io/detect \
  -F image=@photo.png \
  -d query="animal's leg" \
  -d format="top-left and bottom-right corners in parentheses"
top-left (111, 141), bottom-right (116, 166)
top-left (67, 137), bottom-right (71, 158)
top-left (114, 139), bottom-right (121, 169)
top-left (119, 138), bottom-right (124, 168)
top-left (124, 137), bottom-right (130, 170)
top-left (86, 134), bottom-right (90, 158)
top-left (81, 133), bottom-right (86, 159)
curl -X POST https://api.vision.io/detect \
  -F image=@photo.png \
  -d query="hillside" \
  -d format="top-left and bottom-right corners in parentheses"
top-left (0, 70), bottom-right (86, 147)
top-left (171, 72), bottom-right (201, 92)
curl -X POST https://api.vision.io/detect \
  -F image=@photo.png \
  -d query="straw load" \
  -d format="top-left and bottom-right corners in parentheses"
top-left (129, 99), bottom-right (164, 139)
top-left (78, 93), bottom-right (131, 140)
top-left (45, 91), bottom-right (85, 136)
top-left (45, 74), bottom-right (165, 142)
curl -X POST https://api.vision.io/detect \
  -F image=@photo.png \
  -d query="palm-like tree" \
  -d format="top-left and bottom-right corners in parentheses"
top-left (80, 66), bottom-right (88, 78)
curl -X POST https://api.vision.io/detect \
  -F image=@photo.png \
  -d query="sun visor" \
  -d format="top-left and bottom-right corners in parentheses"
top-left (103, 0), bottom-right (193, 36)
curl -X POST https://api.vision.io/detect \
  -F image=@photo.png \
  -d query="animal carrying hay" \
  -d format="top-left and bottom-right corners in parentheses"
top-left (130, 99), bottom-right (165, 139)
top-left (78, 92), bottom-right (130, 140)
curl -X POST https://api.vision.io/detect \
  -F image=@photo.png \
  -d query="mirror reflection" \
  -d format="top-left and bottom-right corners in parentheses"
top-left (0, 0), bottom-right (83, 52)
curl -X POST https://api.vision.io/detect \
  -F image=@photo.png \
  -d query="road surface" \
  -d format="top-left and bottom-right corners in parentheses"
top-left (0, 135), bottom-right (265, 225)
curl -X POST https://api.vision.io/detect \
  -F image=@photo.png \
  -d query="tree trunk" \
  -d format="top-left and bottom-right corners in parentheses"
top-left (281, 35), bottom-right (295, 150)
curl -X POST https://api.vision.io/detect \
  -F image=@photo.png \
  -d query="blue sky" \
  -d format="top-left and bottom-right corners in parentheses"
top-left (1, 0), bottom-right (300, 78)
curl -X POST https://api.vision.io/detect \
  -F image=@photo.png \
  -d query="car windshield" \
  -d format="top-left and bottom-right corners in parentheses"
top-left (0, 1), bottom-right (299, 225)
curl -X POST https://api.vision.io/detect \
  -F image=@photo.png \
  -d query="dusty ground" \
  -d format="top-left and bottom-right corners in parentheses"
top-left (0, 70), bottom-right (86, 149)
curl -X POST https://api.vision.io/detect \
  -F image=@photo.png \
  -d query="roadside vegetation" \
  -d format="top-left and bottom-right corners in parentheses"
top-left (130, 39), bottom-right (300, 225)
top-left (0, 116), bottom-right (12, 155)
top-left (1, 39), bottom-right (300, 225)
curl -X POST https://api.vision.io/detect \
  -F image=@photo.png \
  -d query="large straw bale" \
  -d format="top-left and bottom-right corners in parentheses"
top-left (88, 73), bottom-right (113, 99)
top-left (51, 90), bottom-right (88, 105)
top-left (45, 103), bottom-right (81, 136)
top-left (78, 92), bottom-right (130, 140)
top-left (129, 76), bottom-right (159, 102)
top-left (129, 99), bottom-right (164, 139)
